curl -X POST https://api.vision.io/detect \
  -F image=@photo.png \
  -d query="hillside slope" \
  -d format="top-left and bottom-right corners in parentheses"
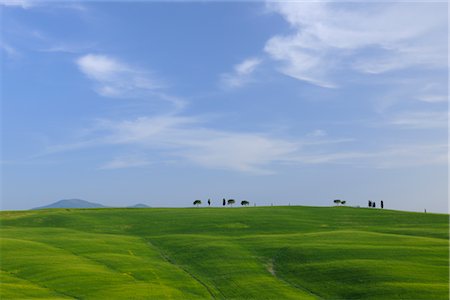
top-left (1, 206), bottom-right (448, 299)
top-left (32, 199), bottom-right (106, 210)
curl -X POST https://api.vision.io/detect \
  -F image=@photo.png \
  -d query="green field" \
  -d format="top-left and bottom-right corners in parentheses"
top-left (0, 206), bottom-right (448, 299)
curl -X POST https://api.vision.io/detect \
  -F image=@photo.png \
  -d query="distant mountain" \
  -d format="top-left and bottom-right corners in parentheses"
top-left (32, 199), bottom-right (106, 210)
top-left (128, 203), bottom-right (150, 208)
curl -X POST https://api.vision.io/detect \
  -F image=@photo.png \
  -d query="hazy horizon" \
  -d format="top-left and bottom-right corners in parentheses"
top-left (1, 1), bottom-right (448, 213)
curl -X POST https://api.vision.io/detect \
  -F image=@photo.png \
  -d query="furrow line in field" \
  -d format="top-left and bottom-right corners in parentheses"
top-left (270, 250), bottom-right (324, 300)
top-left (1, 268), bottom-right (76, 299)
top-left (147, 240), bottom-right (219, 300)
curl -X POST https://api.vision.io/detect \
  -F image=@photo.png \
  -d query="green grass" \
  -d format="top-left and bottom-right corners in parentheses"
top-left (0, 206), bottom-right (448, 299)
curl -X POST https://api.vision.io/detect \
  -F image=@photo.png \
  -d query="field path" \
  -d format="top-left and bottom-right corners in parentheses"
top-left (268, 255), bottom-right (324, 300)
top-left (1, 270), bottom-right (75, 299)
top-left (148, 240), bottom-right (218, 299)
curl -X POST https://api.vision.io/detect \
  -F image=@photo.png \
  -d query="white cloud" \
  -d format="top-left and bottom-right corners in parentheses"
top-left (1, 43), bottom-right (20, 59)
top-left (265, 2), bottom-right (447, 88)
top-left (94, 115), bottom-right (299, 174)
top-left (417, 95), bottom-right (448, 103)
top-left (0, 1), bottom-right (88, 11)
top-left (47, 113), bottom-right (447, 174)
top-left (386, 111), bottom-right (448, 129)
top-left (47, 115), bottom-right (300, 174)
top-left (235, 58), bottom-right (261, 75)
top-left (0, 0), bottom-right (33, 8)
top-left (307, 129), bottom-right (327, 138)
top-left (58, 3), bottom-right (88, 12)
top-left (99, 155), bottom-right (152, 170)
top-left (416, 83), bottom-right (448, 103)
top-left (220, 57), bottom-right (262, 88)
top-left (40, 42), bottom-right (96, 54)
top-left (265, 33), bottom-right (337, 88)
top-left (76, 54), bottom-right (164, 98)
top-left (179, 132), bottom-right (298, 174)
top-left (76, 54), bottom-right (186, 110)
top-left (46, 114), bottom-right (310, 174)
top-left (372, 144), bottom-right (447, 169)
top-left (291, 143), bottom-right (447, 169)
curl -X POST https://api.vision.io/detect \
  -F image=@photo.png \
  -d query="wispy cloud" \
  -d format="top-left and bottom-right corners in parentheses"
top-left (50, 115), bottom-right (300, 174)
top-left (46, 113), bottom-right (447, 174)
top-left (1, 42), bottom-right (21, 59)
top-left (371, 143), bottom-right (447, 169)
top-left (264, 2), bottom-right (447, 88)
top-left (302, 144), bottom-right (447, 169)
top-left (417, 95), bottom-right (448, 103)
top-left (56, 51), bottom-right (450, 173)
top-left (99, 155), bottom-right (152, 170)
top-left (307, 129), bottom-right (327, 138)
top-left (40, 42), bottom-right (96, 54)
top-left (0, 0), bottom-right (33, 8)
top-left (385, 111), bottom-right (448, 129)
top-left (220, 57), bottom-right (262, 88)
top-left (416, 83), bottom-right (448, 103)
top-left (0, 0), bottom-right (88, 11)
top-left (77, 54), bottom-right (164, 98)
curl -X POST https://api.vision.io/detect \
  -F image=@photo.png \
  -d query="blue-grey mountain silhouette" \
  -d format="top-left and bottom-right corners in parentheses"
top-left (32, 199), bottom-right (106, 210)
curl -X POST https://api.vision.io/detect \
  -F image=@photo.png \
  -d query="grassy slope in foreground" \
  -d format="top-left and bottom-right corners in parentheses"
top-left (0, 206), bottom-right (448, 299)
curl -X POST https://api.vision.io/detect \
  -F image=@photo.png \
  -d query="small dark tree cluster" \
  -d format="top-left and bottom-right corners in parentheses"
top-left (193, 198), bottom-right (251, 207)
top-left (333, 199), bottom-right (347, 206)
top-left (368, 200), bottom-right (384, 208)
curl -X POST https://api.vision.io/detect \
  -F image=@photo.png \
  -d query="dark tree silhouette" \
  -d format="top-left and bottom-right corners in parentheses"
top-left (241, 200), bottom-right (249, 206)
top-left (227, 199), bottom-right (235, 207)
top-left (373, 202), bottom-right (376, 208)
top-left (381, 200), bottom-right (384, 209)
top-left (222, 198), bottom-right (226, 206)
top-left (333, 199), bottom-right (341, 206)
top-left (341, 200), bottom-right (346, 205)
top-left (368, 200), bottom-right (372, 208)
top-left (193, 200), bottom-right (202, 207)
top-left (208, 199), bottom-right (211, 206)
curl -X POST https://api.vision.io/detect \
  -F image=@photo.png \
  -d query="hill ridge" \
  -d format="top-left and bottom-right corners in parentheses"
top-left (32, 199), bottom-right (106, 210)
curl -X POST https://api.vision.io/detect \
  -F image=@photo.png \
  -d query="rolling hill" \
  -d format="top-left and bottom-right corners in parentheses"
top-left (32, 199), bottom-right (106, 210)
top-left (1, 206), bottom-right (448, 299)
top-left (128, 203), bottom-right (150, 208)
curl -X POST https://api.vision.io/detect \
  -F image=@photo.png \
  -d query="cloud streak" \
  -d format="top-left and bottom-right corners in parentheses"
top-left (47, 114), bottom-right (447, 174)
top-left (99, 155), bottom-right (152, 170)
top-left (220, 57), bottom-right (262, 88)
top-left (264, 2), bottom-right (447, 88)
top-left (54, 115), bottom-right (301, 174)
top-left (0, 0), bottom-right (33, 8)
top-left (385, 111), bottom-right (448, 129)
top-left (77, 54), bottom-right (163, 98)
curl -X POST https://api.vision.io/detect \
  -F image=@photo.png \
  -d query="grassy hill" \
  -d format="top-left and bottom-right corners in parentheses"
top-left (0, 206), bottom-right (448, 299)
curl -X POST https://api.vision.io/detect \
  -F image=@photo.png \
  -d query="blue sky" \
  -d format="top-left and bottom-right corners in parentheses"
top-left (1, 1), bottom-right (448, 212)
